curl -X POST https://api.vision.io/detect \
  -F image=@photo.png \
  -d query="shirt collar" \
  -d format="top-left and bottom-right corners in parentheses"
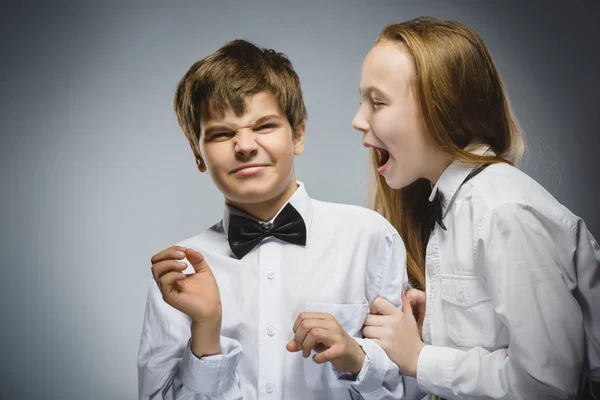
top-left (428, 145), bottom-right (493, 217)
top-left (222, 181), bottom-right (313, 239)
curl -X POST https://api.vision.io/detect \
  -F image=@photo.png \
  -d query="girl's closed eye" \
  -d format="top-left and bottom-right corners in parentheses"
top-left (370, 98), bottom-right (384, 110)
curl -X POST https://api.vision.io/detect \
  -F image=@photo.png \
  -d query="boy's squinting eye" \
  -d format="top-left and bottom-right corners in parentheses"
top-left (256, 123), bottom-right (276, 131)
top-left (208, 132), bottom-right (234, 141)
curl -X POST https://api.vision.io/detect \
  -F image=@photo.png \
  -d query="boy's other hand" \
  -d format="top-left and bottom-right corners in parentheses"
top-left (285, 312), bottom-right (365, 375)
top-left (151, 246), bottom-right (222, 322)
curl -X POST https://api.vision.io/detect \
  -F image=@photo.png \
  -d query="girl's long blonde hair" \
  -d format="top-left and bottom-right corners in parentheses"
top-left (370, 17), bottom-right (524, 321)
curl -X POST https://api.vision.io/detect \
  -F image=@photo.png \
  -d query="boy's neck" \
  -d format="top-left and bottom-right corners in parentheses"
top-left (227, 180), bottom-right (299, 222)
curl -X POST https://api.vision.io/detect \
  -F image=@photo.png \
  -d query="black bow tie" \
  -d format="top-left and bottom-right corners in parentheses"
top-left (429, 163), bottom-right (490, 231)
top-left (227, 203), bottom-right (307, 259)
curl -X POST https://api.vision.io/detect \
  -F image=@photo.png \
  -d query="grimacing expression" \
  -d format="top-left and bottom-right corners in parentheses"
top-left (198, 91), bottom-right (305, 205)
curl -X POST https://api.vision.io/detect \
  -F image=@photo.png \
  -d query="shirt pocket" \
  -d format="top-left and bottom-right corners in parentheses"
top-left (305, 301), bottom-right (370, 337)
top-left (440, 275), bottom-right (495, 348)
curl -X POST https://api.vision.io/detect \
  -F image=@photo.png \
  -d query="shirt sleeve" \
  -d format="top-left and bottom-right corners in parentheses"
top-left (137, 279), bottom-right (245, 399)
top-left (416, 203), bottom-right (586, 399)
top-left (572, 219), bottom-right (600, 383)
top-left (337, 229), bottom-right (425, 399)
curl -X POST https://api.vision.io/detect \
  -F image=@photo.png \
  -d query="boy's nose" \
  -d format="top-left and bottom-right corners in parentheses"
top-left (234, 134), bottom-right (259, 158)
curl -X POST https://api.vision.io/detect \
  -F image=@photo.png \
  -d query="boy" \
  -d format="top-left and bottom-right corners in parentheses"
top-left (138, 40), bottom-right (412, 399)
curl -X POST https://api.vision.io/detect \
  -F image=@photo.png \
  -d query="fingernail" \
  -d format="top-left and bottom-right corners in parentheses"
top-left (178, 262), bottom-right (187, 268)
top-left (175, 251), bottom-right (185, 257)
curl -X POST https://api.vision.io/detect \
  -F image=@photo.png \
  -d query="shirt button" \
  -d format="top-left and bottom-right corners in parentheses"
top-left (262, 222), bottom-right (273, 231)
top-left (457, 290), bottom-right (465, 303)
top-left (267, 271), bottom-right (275, 280)
top-left (267, 326), bottom-right (275, 337)
top-left (265, 383), bottom-right (274, 393)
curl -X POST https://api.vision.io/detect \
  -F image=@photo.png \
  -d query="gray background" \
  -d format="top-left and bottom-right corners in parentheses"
top-left (1, 1), bottom-right (598, 399)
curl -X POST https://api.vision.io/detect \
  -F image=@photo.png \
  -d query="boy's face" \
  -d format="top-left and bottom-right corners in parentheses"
top-left (198, 92), bottom-right (305, 207)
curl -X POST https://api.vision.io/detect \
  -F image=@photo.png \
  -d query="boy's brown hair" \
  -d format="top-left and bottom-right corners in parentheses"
top-left (174, 39), bottom-right (307, 157)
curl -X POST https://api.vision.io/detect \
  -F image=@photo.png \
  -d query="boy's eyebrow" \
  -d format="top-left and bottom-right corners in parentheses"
top-left (203, 114), bottom-right (284, 136)
top-left (254, 114), bottom-right (284, 125)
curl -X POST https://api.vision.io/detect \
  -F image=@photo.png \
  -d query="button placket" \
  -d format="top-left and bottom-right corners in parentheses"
top-left (257, 240), bottom-right (282, 399)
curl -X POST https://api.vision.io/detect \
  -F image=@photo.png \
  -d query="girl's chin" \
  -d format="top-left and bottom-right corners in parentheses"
top-left (384, 171), bottom-right (415, 190)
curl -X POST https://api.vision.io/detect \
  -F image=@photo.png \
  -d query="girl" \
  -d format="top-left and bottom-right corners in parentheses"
top-left (354, 17), bottom-right (600, 399)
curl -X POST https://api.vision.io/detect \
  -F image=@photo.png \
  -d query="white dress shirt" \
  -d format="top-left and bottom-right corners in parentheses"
top-left (138, 182), bottom-right (417, 399)
top-left (417, 152), bottom-right (600, 399)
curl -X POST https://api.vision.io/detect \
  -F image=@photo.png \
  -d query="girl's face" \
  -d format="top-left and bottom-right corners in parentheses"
top-left (353, 41), bottom-right (449, 189)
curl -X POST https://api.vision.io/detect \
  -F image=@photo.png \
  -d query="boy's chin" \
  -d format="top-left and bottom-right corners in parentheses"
top-left (223, 184), bottom-right (284, 205)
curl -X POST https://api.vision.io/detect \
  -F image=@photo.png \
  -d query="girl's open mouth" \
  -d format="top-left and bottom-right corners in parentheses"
top-left (375, 147), bottom-right (390, 171)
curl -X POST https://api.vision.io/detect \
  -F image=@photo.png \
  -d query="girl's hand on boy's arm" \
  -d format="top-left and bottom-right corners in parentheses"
top-left (362, 295), bottom-right (424, 377)
top-left (405, 288), bottom-right (426, 323)
top-left (285, 312), bottom-right (365, 375)
top-left (151, 246), bottom-right (223, 357)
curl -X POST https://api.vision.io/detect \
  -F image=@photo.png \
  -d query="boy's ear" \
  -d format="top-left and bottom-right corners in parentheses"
top-left (196, 157), bottom-right (207, 173)
top-left (293, 121), bottom-right (306, 156)
top-left (189, 141), bottom-right (207, 173)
